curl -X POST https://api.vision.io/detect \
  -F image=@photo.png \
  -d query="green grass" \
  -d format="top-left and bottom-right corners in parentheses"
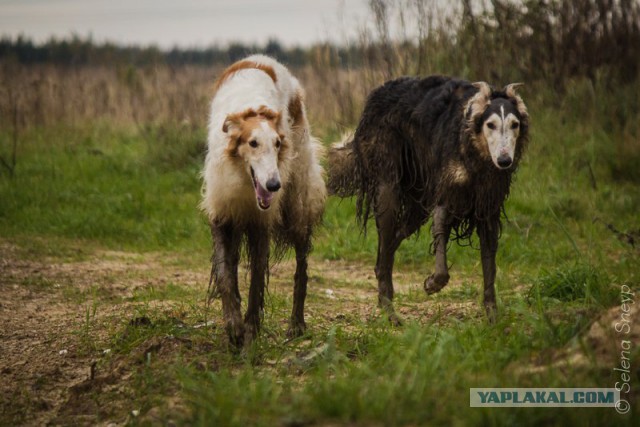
top-left (171, 298), bottom-right (633, 426)
top-left (1, 93), bottom-right (639, 425)
top-left (0, 122), bottom-right (209, 253)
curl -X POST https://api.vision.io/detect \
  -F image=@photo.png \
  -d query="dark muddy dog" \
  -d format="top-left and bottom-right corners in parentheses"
top-left (328, 76), bottom-right (529, 323)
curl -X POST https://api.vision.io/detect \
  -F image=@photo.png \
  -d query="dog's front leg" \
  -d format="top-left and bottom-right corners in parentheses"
top-left (477, 217), bottom-right (500, 323)
top-left (424, 205), bottom-right (451, 295)
top-left (244, 226), bottom-right (269, 345)
top-left (210, 222), bottom-right (243, 348)
top-left (288, 235), bottom-right (311, 338)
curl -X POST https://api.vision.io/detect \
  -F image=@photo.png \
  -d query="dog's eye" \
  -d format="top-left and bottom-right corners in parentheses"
top-left (511, 122), bottom-right (520, 129)
top-left (487, 122), bottom-right (496, 130)
top-left (275, 139), bottom-right (281, 149)
top-left (249, 140), bottom-right (258, 148)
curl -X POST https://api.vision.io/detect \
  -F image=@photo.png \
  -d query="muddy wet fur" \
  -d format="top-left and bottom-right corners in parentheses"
top-left (209, 218), bottom-right (314, 350)
top-left (328, 75), bottom-right (530, 322)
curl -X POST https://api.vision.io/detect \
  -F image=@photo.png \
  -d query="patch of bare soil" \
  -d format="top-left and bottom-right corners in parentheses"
top-left (0, 242), bottom-right (208, 426)
top-left (270, 258), bottom-right (480, 327)
top-left (0, 241), bottom-right (478, 425)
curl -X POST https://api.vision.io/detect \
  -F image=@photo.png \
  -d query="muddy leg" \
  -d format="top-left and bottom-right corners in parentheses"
top-left (477, 218), bottom-right (500, 323)
top-left (374, 185), bottom-right (405, 325)
top-left (210, 222), bottom-right (243, 348)
top-left (288, 234), bottom-right (311, 338)
top-left (424, 205), bottom-right (452, 294)
top-left (244, 226), bottom-right (269, 345)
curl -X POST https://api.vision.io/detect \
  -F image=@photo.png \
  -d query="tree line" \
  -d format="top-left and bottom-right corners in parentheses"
top-left (0, 35), bottom-right (353, 68)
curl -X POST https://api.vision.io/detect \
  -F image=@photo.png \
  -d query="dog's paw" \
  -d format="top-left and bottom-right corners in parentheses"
top-left (226, 320), bottom-right (245, 350)
top-left (387, 311), bottom-right (404, 327)
top-left (423, 273), bottom-right (449, 295)
top-left (484, 302), bottom-right (497, 324)
top-left (286, 320), bottom-right (307, 339)
top-left (377, 296), bottom-right (404, 326)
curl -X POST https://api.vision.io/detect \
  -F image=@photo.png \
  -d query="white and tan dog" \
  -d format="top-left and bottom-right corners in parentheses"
top-left (201, 55), bottom-right (326, 348)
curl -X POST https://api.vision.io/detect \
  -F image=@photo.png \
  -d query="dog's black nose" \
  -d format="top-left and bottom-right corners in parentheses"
top-left (266, 178), bottom-right (281, 192)
top-left (497, 155), bottom-right (513, 168)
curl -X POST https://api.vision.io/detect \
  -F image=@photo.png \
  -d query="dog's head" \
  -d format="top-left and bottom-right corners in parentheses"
top-left (223, 106), bottom-right (287, 210)
top-left (465, 82), bottom-right (529, 170)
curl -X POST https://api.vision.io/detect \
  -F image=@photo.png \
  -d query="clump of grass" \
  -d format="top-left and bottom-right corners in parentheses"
top-left (182, 368), bottom-right (292, 427)
top-left (178, 305), bottom-right (633, 426)
top-left (528, 263), bottom-right (618, 307)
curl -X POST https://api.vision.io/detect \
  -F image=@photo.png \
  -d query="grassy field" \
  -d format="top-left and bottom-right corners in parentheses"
top-left (1, 78), bottom-right (639, 426)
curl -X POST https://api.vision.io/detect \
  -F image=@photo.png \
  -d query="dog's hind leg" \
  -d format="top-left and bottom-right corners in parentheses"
top-left (424, 205), bottom-right (452, 294)
top-left (374, 185), bottom-right (405, 326)
top-left (244, 225), bottom-right (269, 345)
top-left (477, 217), bottom-right (500, 323)
top-left (210, 222), bottom-right (243, 349)
top-left (288, 233), bottom-right (311, 338)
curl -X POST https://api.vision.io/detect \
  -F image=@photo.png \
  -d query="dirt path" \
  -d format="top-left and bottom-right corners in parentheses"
top-left (2, 241), bottom-right (633, 425)
top-left (1, 239), bottom-right (470, 425)
top-left (0, 243), bottom-right (205, 425)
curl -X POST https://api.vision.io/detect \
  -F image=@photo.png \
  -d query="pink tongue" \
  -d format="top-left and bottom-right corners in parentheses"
top-left (256, 182), bottom-right (273, 205)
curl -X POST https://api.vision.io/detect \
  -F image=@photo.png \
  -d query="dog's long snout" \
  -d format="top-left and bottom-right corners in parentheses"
top-left (266, 177), bottom-right (281, 192)
top-left (497, 154), bottom-right (513, 169)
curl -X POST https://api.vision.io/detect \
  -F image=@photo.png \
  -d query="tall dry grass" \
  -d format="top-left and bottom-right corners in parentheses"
top-left (0, 61), bottom-right (376, 135)
top-left (0, 0), bottom-right (638, 150)
top-left (0, 63), bottom-right (216, 129)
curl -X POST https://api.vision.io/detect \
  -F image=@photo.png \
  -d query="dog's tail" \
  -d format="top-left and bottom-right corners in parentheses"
top-left (327, 132), bottom-right (360, 197)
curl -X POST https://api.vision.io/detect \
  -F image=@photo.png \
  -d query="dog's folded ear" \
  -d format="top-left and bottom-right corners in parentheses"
top-left (503, 83), bottom-right (529, 119)
top-left (223, 108), bottom-right (258, 133)
top-left (503, 83), bottom-right (524, 98)
top-left (472, 81), bottom-right (492, 98)
top-left (222, 114), bottom-right (241, 134)
top-left (222, 113), bottom-right (244, 156)
top-left (466, 82), bottom-right (492, 129)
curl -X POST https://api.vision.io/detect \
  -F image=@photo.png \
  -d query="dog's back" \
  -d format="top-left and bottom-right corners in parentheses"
top-left (328, 76), bottom-right (479, 226)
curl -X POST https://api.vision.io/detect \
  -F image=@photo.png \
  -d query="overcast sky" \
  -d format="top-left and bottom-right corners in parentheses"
top-left (0, 0), bottom-right (372, 48)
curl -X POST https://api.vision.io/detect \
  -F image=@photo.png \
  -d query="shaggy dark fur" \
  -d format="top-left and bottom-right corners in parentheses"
top-left (328, 75), bottom-right (529, 322)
